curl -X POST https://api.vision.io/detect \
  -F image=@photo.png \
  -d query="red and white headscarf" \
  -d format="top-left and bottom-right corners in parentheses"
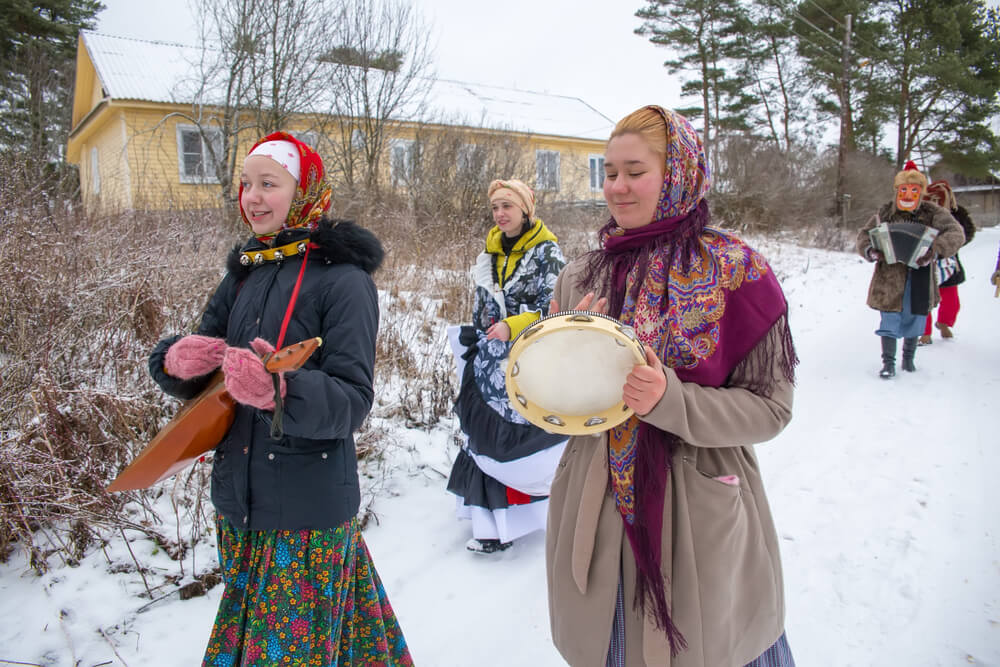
top-left (238, 131), bottom-right (332, 232)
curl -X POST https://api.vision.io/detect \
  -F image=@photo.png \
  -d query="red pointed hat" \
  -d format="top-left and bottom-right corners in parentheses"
top-left (893, 160), bottom-right (928, 189)
top-left (238, 131), bottom-right (332, 230)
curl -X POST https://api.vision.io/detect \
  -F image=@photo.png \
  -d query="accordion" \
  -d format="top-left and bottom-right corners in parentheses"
top-left (868, 222), bottom-right (938, 269)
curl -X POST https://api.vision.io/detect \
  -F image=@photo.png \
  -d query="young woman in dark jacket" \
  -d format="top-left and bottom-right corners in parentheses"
top-left (149, 132), bottom-right (412, 666)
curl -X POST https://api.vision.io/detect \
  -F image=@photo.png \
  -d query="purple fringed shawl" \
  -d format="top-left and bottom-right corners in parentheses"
top-left (580, 200), bottom-right (798, 656)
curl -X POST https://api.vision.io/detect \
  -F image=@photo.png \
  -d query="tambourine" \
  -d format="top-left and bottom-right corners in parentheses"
top-left (505, 311), bottom-right (646, 436)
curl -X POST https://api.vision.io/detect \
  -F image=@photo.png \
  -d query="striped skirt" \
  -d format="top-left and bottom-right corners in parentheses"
top-left (203, 515), bottom-right (413, 666)
top-left (605, 571), bottom-right (794, 667)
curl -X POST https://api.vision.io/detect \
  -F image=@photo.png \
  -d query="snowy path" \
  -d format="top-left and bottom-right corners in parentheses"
top-left (767, 227), bottom-right (1000, 666)
top-left (1, 229), bottom-right (997, 666)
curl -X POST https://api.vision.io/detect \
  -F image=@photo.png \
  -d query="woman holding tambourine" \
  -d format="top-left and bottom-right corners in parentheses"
top-left (446, 179), bottom-right (567, 554)
top-left (544, 106), bottom-right (799, 666)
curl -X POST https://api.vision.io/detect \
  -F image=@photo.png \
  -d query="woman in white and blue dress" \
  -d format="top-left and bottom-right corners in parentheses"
top-left (447, 179), bottom-right (567, 554)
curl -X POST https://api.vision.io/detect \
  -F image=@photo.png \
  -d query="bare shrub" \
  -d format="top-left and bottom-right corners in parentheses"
top-left (710, 134), bottom-right (830, 234)
top-left (538, 202), bottom-right (608, 262)
top-left (706, 134), bottom-right (896, 251)
top-left (403, 125), bottom-right (530, 231)
top-left (0, 150), bottom-right (238, 569)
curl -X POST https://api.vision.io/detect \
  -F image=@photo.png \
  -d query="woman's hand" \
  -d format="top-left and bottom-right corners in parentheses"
top-left (164, 334), bottom-right (226, 379)
top-left (486, 321), bottom-right (511, 341)
top-left (222, 338), bottom-right (286, 410)
top-left (548, 292), bottom-right (608, 315)
top-left (623, 345), bottom-right (667, 416)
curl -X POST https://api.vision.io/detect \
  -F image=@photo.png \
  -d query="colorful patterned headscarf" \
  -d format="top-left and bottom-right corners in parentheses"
top-left (239, 131), bottom-right (332, 233)
top-left (649, 106), bottom-right (711, 221)
top-left (580, 105), bottom-right (796, 655)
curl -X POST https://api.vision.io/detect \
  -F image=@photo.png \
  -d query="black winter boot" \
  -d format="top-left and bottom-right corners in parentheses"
top-left (879, 336), bottom-right (896, 379)
top-left (466, 538), bottom-right (512, 554)
top-left (901, 337), bottom-right (917, 372)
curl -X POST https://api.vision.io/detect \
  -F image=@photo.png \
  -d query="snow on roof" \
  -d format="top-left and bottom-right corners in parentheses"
top-left (79, 31), bottom-right (614, 141)
top-left (82, 32), bottom-right (200, 105)
top-left (952, 184), bottom-right (1000, 192)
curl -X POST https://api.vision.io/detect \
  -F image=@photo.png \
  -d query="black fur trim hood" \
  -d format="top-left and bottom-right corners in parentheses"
top-left (226, 218), bottom-right (384, 280)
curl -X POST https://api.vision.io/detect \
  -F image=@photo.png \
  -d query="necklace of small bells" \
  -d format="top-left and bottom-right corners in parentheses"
top-left (239, 240), bottom-right (310, 266)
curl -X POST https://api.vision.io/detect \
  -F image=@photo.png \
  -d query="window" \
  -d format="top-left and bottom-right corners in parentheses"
top-left (457, 143), bottom-right (485, 176)
top-left (90, 147), bottom-right (100, 195)
top-left (351, 128), bottom-right (366, 150)
top-left (535, 149), bottom-right (560, 191)
top-left (390, 138), bottom-right (416, 186)
top-left (176, 125), bottom-right (223, 184)
top-left (589, 154), bottom-right (605, 192)
top-left (297, 131), bottom-right (318, 150)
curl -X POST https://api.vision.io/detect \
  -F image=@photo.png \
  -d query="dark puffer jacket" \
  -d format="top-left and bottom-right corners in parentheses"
top-left (149, 220), bottom-right (383, 531)
top-left (939, 205), bottom-right (976, 287)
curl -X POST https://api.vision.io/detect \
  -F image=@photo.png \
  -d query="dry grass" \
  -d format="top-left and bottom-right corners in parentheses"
top-left (0, 157), bottom-right (238, 569)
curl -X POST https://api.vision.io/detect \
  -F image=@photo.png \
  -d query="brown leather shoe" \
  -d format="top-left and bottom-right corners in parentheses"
top-left (918, 335), bottom-right (932, 346)
top-left (935, 322), bottom-right (954, 338)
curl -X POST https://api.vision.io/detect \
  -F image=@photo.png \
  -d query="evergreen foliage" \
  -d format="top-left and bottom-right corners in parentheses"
top-left (633, 0), bottom-right (1000, 190)
top-left (635, 0), bottom-right (751, 166)
top-left (0, 0), bottom-right (104, 179)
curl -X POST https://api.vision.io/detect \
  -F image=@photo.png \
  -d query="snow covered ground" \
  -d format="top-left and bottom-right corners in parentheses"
top-left (2, 228), bottom-right (998, 666)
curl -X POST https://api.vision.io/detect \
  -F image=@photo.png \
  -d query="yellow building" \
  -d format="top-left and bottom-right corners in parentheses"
top-left (68, 31), bottom-right (614, 213)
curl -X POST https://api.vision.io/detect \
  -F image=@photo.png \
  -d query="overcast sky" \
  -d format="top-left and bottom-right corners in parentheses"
top-left (94, 0), bottom-right (684, 128)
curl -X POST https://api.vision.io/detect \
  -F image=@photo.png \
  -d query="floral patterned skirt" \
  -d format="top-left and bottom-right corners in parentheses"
top-left (203, 515), bottom-right (413, 666)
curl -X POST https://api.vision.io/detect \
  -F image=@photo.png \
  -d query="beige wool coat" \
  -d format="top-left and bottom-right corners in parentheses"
top-left (854, 201), bottom-right (965, 313)
top-left (546, 259), bottom-right (795, 667)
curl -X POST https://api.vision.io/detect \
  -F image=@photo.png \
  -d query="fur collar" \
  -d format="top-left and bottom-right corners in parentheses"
top-left (877, 200), bottom-right (939, 225)
top-left (226, 218), bottom-right (384, 280)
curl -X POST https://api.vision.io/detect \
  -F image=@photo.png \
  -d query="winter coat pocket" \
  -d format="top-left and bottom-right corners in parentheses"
top-left (681, 454), bottom-right (779, 663)
top-left (210, 440), bottom-right (238, 519)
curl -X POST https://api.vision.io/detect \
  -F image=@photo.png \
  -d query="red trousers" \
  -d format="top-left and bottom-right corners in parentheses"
top-left (924, 285), bottom-right (960, 334)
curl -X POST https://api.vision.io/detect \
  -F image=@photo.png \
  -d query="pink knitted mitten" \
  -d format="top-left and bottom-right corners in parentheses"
top-left (222, 338), bottom-right (287, 410)
top-left (164, 334), bottom-right (226, 379)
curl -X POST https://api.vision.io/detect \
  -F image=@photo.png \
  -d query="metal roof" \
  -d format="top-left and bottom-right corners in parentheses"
top-left (80, 31), bottom-right (614, 141)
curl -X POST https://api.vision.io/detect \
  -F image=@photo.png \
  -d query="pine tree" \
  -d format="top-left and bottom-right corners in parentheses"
top-left (737, 0), bottom-right (816, 152)
top-left (802, 0), bottom-right (1000, 172)
top-left (0, 0), bottom-right (104, 180)
top-left (635, 0), bottom-right (750, 171)
top-left (877, 0), bottom-right (1000, 174)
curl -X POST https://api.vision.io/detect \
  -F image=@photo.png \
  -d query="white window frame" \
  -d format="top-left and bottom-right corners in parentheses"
top-left (176, 124), bottom-right (223, 184)
top-left (589, 154), bottom-right (605, 192)
top-left (389, 138), bottom-right (416, 186)
top-left (535, 149), bottom-right (561, 191)
top-left (90, 147), bottom-right (100, 195)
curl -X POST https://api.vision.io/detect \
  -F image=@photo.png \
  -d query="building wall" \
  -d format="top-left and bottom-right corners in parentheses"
top-left (71, 103), bottom-right (608, 213)
top-left (121, 106), bottom-right (230, 211)
top-left (76, 113), bottom-right (129, 213)
top-left (379, 123), bottom-right (607, 203)
top-left (536, 135), bottom-right (608, 203)
top-left (955, 189), bottom-right (1000, 227)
